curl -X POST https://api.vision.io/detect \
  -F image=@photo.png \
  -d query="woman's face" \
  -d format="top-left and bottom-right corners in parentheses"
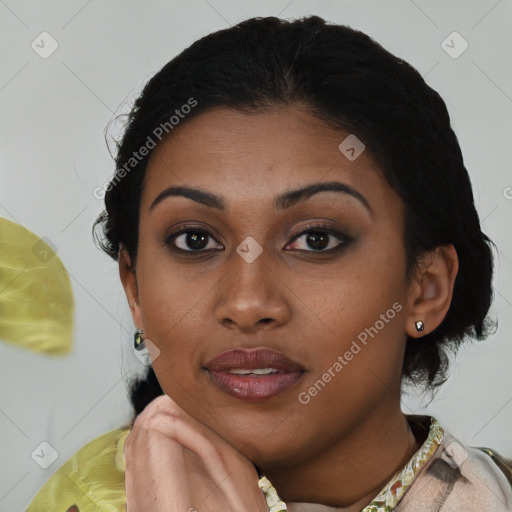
top-left (124, 105), bottom-right (414, 467)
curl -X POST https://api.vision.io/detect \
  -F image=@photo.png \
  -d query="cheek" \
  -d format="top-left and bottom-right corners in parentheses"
top-left (292, 305), bottom-right (407, 448)
top-left (136, 237), bottom-right (213, 327)
top-left (300, 237), bottom-right (408, 387)
top-left (135, 258), bottom-right (211, 375)
top-left (303, 243), bottom-right (406, 341)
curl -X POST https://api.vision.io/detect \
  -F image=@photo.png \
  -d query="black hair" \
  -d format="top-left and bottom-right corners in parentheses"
top-left (92, 15), bottom-right (496, 423)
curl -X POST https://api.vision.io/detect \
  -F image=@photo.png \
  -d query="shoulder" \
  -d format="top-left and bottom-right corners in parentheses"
top-left (25, 425), bottom-right (131, 512)
top-left (397, 428), bottom-right (512, 511)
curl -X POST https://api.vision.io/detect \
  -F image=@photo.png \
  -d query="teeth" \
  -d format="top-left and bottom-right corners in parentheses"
top-left (227, 368), bottom-right (280, 375)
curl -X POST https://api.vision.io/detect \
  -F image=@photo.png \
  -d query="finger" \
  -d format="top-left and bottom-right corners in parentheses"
top-left (125, 413), bottom-right (196, 510)
top-left (131, 395), bottom-right (240, 470)
top-left (127, 395), bottom-right (267, 511)
top-left (130, 396), bottom-right (265, 507)
top-left (125, 439), bottom-right (194, 511)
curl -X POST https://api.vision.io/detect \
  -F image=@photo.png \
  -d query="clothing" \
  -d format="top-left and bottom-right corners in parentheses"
top-left (25, 415), bottom-right (512, 511)
top-left (0, 217), bottom-right (74, 355)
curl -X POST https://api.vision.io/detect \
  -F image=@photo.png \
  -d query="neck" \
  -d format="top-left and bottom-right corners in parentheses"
top-left (260, 406), bottom-right (423, 511)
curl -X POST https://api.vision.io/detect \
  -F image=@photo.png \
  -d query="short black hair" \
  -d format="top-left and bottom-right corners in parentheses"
top-left (92, 15), bottom-right (496, 420)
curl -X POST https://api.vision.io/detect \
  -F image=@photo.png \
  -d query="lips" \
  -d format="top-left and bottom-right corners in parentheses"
top-left (204, 347), bottom-right (305, 402)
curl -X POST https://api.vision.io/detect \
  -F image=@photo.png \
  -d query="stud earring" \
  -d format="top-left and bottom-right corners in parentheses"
top-left (134, 328), bottom-right (145, 350)
top-left (415, 320), bottom-right (424, 332)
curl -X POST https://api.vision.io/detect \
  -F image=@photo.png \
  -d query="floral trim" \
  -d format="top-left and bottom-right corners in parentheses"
top-left (258, 475), bottom-right (288, 512)
top-left (362, 417), bottom-right (444, 511)
top-left (257, 416), bottom-right (444, 512)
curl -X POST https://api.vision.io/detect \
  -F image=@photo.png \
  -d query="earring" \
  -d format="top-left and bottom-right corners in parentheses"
top-left (415, 320), bottom-right (424, 332)
top-left (134, 328), bottom-right (145, 350)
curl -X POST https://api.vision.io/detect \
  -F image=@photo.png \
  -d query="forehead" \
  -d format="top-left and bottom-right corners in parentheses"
top-left (140, 105), bottom-right (397, 214)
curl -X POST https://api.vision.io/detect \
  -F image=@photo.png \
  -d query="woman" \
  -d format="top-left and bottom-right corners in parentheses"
top-left (26, 15), bottom-right (512, 511)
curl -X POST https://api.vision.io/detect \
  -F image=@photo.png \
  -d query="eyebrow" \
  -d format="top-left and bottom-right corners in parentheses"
top-left (149, 181), bottom-right (373, 215)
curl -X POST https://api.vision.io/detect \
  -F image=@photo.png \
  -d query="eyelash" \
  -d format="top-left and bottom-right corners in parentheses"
top-left (164, 223), bottom-right (354, 256)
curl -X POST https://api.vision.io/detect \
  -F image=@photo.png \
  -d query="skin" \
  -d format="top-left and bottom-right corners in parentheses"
top-left (120, 104), bottom-right (459, 510)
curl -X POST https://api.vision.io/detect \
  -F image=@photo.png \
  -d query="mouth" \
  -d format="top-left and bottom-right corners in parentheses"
top-left (203, 347), bottom-right (306, 402)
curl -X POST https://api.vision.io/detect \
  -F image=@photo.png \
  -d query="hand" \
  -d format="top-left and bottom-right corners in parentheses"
top-left (124, 394), bottom-right (269, 512)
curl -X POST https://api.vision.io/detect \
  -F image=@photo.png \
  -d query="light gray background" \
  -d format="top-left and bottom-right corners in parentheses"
top-left (1, 1), bottom-right (511, 510)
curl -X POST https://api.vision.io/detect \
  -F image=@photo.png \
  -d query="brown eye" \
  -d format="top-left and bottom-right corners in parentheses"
top-left (164, 224), bottom-right (353, 256)
top-left (166, 228), bottom-right (223, 252)
top-left (287, 225), bottom-right (353, 253)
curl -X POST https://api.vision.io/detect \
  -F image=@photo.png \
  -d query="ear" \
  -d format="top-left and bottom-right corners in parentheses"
top-left (118, 245), bottom-right (143, 329)
top-left (405, 244), bottom-right (459, 338)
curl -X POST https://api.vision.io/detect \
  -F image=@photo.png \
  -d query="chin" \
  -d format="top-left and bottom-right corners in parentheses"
top-left (229, 432), bottom-right (307, 469)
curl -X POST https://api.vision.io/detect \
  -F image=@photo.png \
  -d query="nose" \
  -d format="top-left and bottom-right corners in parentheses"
top-left (214, 244), bottom-right (291, 333)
